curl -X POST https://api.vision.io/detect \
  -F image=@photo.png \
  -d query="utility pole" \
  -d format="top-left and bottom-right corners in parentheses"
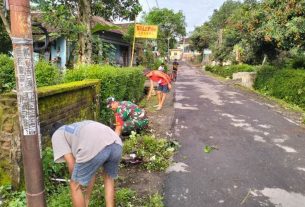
top-left (9, 0), bottom-right (46, 206)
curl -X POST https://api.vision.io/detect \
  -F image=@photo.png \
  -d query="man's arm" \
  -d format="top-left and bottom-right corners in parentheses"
top-left (147, 79), bottom-right (154, 100)
top-left (64, 153), bottom-right (75, 175)
top-left (115, 125), bottom-right (122, 136)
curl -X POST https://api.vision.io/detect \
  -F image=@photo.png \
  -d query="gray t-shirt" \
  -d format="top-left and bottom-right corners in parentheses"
top-left (52, 120), bottom-right (123, 163)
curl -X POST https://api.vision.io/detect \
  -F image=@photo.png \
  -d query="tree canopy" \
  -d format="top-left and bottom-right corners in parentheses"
top-left (190, 0), bottom-right (305, 64)
top-left (143, 8), bottom-right (186, 56)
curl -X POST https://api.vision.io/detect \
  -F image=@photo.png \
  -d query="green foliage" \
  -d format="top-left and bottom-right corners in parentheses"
top-left (191, 0), bottom-right (305, 64)
top-left (286, 55), bottom-right (305, 70)
top-left (205, 64), bottom-right (255, 78)
top-left (47, 185), bottom-right (72, 207)
top-left (92, 35), bottom-right (117, 65)
top-left (144, 8), bottom-right (186, 56)
top-left (123, 133), bottom-right (176, 171)
top-left (253, 65), bottom-right (279, 91)
top-left (63, 64), bottom-right (145, 123)
top-left (0, 56), bottom-right (62, 93)
top-left (0, 54), bottom-right (14, 93)
top-left (0, 185), bottom-right (26, 207)
top-left (254, 66), bottom-right (305, 109)
top-left (0, 21), bottom-right (12, 55)
top-left (42, 147), bottom-right (69, 194)
top-left (91, 0), bottom-right (142, 21)
top-left (35, 60), bottom-right (61, 87)
top-left (144, 194), bottom-right (164, 207)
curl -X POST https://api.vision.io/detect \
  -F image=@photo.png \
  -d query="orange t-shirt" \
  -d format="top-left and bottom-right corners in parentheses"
top-left (150, 71), bottom-right (171, 85)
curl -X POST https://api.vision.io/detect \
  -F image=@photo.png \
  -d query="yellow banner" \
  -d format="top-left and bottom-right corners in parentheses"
top-left (134, 24), bottom-right (158, 39)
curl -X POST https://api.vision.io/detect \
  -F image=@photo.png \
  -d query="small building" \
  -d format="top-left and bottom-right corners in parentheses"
top-left (170, 49), bottom-right (183, 60)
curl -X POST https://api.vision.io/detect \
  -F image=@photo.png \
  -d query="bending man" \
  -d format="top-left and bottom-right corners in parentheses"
top-left (145, 70), bottom-right (172, 110)
top-left (107, 97), bottom-right (148, 135)
top-left (51, 120), bottom-right (122, 207)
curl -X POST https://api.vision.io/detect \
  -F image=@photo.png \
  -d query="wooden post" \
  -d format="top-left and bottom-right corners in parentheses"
top-left (130, 21), bottom-right (137, 67)
top-left (9, 0), bottom-right (46, 206)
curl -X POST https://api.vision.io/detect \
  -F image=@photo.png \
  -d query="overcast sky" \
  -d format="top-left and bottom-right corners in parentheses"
top-left (138, 0), bottom-right (226, 34)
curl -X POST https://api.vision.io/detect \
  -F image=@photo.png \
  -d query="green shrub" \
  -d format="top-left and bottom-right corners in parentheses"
top-left (64, 64), bottom-right (145, 123)
top-left (144, 193), bottom-right (164, 207)
top-left (205, 64), bottom-right (255, 78)
top-left (123, 133), bottom-right (177, 171)
top-left (253, 65), bottom-right (279, 92)
top-left (288, 55), bottom-right (305, 70)
top-left (0, 54), bottom-right (15, 93)
top-left (35, 60), bottom-right (61, 87)
top-left (0, 57), bottom-right (62, 93)
top-left (42, 147), bottom-right (69, 194)
top-left (0, 185), bottom-right (26, 207)
top-left (255, 66), bottom-right (305, 110)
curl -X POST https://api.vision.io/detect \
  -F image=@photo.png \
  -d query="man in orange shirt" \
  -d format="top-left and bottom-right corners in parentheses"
top-left (145, 70), bottom-right (172, 110)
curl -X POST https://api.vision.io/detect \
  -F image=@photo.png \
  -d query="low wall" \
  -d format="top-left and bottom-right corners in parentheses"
top-left (0, 80), bottom-right (100, 187)
top-left (232, 72), bottom-right (257, 88)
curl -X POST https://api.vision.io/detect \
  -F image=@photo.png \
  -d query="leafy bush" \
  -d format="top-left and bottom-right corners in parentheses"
top-left (123, 133), bottom-right (177, 171)
top-left (42, 147), bottom-right (69, 194)
top-left (35, 60), bottom-right (61, 87)
top-left (253, 65), bottom-right (279, 92)
top-left (0, 54), bottom-right (15, 93)
top-left (287, 55), bottom-right (305, 70)
top-left (64, 64), bottom-right (145, 123)
top-left (144, 193), bottom-right (164, 207)
top-left (205, 64), bottom-right (255, 78)
top-left (0, 56), bottom-right (61, 93)
top-left (254, 66), bottom-right (305, 110)
top-left (0, 185), bottom-right (26, 207)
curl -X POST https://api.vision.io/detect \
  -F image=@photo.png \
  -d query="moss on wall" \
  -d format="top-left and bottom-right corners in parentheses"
top-left (0, 80), bottom-right (101, 187)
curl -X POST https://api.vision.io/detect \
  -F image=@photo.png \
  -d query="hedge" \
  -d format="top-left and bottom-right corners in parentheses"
top-left (254, 66), bottom-right (305, 109)
top-left (64, 64), bottom-right (145, 123)
top-left (0, 54), bottom-right (15, 93)
top-left (35, 60), bottom-right (61, 87)
top-left (0, 55), bottom-right (61, 93)
top-left (205, 64), bottom-right (255, 78)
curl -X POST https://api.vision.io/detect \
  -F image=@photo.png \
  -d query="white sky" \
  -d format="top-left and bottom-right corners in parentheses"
top-left (138, 0), bottom-right (226, 33)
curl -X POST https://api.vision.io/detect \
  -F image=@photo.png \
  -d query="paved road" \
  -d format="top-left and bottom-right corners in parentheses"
top-left (164, 63), bottom-right (305, 207)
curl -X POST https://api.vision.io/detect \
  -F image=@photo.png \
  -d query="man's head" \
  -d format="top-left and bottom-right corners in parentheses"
top-left (143, 69), bottom-right (152, 78)
top-left (106, 97), bottom-right (119, 111)
top-left (49, 121), bottom-right (64, 137)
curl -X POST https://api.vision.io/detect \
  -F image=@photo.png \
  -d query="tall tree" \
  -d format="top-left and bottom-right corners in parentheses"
top-left (144, 8), bottom-right (186, 56)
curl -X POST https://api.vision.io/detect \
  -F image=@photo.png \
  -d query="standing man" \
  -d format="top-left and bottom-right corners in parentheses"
top-left (50, 120), bottom-right (123, 207)
top-left (172, 59), bottom-right (179, 81)
top-left (107, 97), bottom-right (149, 135)
top-left (145, 70), bottom-right (172, 110)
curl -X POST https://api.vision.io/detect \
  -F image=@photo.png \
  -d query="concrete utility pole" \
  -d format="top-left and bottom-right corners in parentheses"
top-left (9, 0), bottom-right (46, 206)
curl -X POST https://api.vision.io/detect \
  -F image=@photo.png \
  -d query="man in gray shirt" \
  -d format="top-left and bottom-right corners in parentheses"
top-left (51, 120), bottom-right (122, 207)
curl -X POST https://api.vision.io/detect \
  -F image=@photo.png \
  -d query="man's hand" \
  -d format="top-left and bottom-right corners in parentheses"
top-left (168, 83), bottom-right (172, 90)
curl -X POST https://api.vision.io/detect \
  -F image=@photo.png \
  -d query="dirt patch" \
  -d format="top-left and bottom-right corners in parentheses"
top-left (117, 82), bottom-right (176, 197)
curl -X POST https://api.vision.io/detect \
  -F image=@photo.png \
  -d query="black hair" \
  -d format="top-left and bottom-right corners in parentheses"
top-left (49, 121), bottom-right (64, 137)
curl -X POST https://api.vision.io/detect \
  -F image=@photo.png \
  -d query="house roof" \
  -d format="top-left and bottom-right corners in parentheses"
top-left (31, 12), bottom-right (125, 38)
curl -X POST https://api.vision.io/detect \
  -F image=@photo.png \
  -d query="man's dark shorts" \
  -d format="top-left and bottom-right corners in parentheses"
top-left (157, 84), bottom-right (170, 93)
top-left (71, 143), bottom-right (122, 186)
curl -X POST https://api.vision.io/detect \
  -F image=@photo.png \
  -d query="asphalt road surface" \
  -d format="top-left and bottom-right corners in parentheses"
top-left (164, 63), bottom-right (305, 207)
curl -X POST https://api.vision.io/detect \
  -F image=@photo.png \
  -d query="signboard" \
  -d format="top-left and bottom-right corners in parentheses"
top-left (135, 24), bottom-right (158, 39)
